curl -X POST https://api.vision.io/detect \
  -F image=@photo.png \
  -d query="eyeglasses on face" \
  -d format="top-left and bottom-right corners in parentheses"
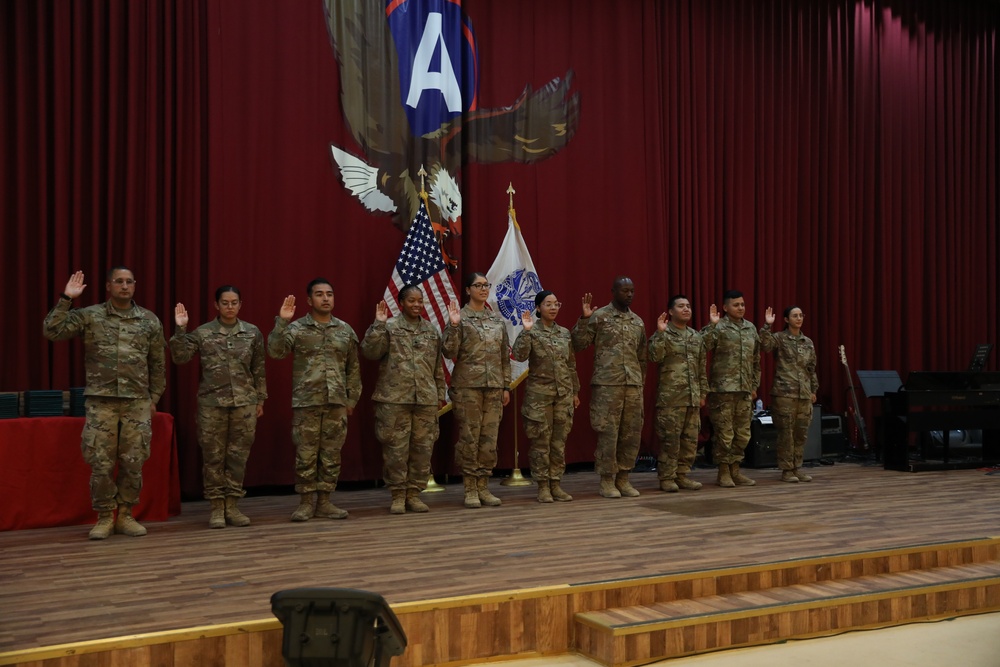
top-left (110, 278), bottom-right (136, 286)
top-left (470, 283), bottom-right (491, 289)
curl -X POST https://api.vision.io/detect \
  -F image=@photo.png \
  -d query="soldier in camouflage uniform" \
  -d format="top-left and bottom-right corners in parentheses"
top-left (512, 291), bottom-right (580, 503)
top-left (268, 278), bottom-right (361, 522)
top-left (572, 276), bottom-right (647, 499)
top-left (760, 305), bottom-right (819, 483)
top-left (169, 285), bottom-right (267, 528)
top-left (648, 295), bottom-right (709, 492)
top-left (443, 272), bottom-right (511, 509)
top-left (43, 268), bottom-right (166, 540)
top-left (360, 285), bottom-right (446, 514)
top-left (702, 290), bottom-right (761, 487)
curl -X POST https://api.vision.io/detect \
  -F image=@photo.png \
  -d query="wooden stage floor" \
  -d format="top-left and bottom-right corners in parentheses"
top-left (2, 461), bottom-right (999, 654)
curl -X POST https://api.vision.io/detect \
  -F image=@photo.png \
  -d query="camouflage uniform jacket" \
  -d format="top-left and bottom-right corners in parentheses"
top-left (43, 298), bottom-right (166, 402)
top-left (759, 326), bottom-right (819, 399)
top-left (647, 322), bottom-right (709, 407)
top-left (512, 321), bottom-right (580, 400)
top-left (442, 305), bottom-right (512, 389)
top-left (360, 315), bottom-right (446, 406)
top-left (701, 315), bottom-right (761, 394)
top-left (169, 318), bottom-right (268, 407)
top-left (571, 304), bottom-right (647, 386)
top-left (267, 313), bottom-right (361, 409)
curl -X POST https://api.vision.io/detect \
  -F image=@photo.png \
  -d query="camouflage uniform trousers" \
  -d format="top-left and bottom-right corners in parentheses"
top-left (770, 395), bottom-right (813, 471)
top-left (708, 392), bottom-right (752, 464)
top-left (81, 396), bottom-right (152, 512)
top-left (449, 387), bottom-right (503, 477)
top-left (374, 402), bottom-right (438, 492)
top-left (523, 393), bottom-right (575, 481)
top-left (291, 404), bottom-right (348, 493)
top-left (655, 405), bottom-right (701, 481)
top-left (589, 385), bottom-right (644, 476)
top-left (196, 403), bottom-right (258, 500)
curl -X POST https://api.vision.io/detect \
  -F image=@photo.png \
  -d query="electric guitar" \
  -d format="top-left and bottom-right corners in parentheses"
top-left (839, 344), bottom-right (870, 451)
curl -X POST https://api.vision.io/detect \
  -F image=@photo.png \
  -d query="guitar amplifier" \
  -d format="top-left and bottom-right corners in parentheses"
top-left (746, 406), bottom-right (822, 468)
top-left (821, 414), bottom-right (848, 457)
top-left (745, 417), bottom-right (777, 468)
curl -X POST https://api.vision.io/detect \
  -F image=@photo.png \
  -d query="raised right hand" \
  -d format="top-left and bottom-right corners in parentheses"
top-left (521, 310), bottom-right (534, 331)
top-left (375, 300), bottom-right (389, 323)
top-left (709, 304), bottom-right (720, 324)
top-left (657, 312), bottom-right (668, 332)
top-left (174, 303), bottom-right (189, 328)
top-left (764, 306), bottom-right (776, 326)
top-left (447, 300), bottom-right (461, 326)
top-left (279, 295), bottom-right (296, 321)
top-left (581, 292), bottom-right (594, 318)
top-left (63, 271), bottom-right (87, 299)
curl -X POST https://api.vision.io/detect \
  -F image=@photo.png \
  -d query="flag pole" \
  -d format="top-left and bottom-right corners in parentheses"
top-left (501, 182), bottom-right (531, 487)
top-left (416, 165), bottom-right (447, 494)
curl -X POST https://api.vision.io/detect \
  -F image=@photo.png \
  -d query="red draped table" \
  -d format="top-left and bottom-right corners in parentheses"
top-left (0, 412), bottom-right (181, 531)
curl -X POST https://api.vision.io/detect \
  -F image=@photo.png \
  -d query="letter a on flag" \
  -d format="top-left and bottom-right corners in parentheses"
top-left (486, 206), bottom-right (543, 385)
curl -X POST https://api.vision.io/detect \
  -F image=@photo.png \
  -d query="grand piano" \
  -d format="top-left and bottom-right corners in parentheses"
top-left (881, 371), bottom-right (1000, 471)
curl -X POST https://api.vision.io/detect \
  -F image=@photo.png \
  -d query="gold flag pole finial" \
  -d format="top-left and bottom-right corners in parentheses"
top-left (418, 165), bottom-right (429, 199)
top-left (506, 182), bottom-right (515, 210)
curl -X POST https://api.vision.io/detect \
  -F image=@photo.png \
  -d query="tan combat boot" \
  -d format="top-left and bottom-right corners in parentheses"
top-left (599, 474), bottom-right (622, 498)
top-left (208, 498), bottom-right (226, 529)
top-left (225, 496), bottom-right (251, 526)
top-left (315, 491), bottom-right (349, 519)
top-left (115, 505), bottom-right (147, 536)
top-left (291, 492), bottom-right (316, 521)
top-left (477, 477), bottom-right (502, 506)
top-left (730, 462), bottom-right (756, 486)
top-left (659, 478), bottom-right (679, 493)
top-left (405, 489), bottom-right (429, 513)
top-left (793, 468), bottom-right (813, 482)
top-left (615, 471), bottom-right (640, 497)
top-left (717, 463), bottom-right (736, 487)
top-left (389, 489), bottom-right (406, 515)
top-left (88, 511), bottom-right (114, 540)
top-left (781, 469), bottom-right (799, 483)
top-left (537, 480), bottom-right (553, 503)
top-left (463, 476), bottom-right (481, 508)
top-left (549, 480), bottom-right (573, 501)
top-left (676, 475), bottom-right (702, 490)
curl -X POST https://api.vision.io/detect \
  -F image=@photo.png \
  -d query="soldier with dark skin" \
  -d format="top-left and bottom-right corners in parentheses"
top-left (702, 290), bottom-right (761, 487)
top-left (513, 291), bottom-right (580, 503)
top-left (360, 284), bottom-right (447, 514)
top-left (648, 294), bottom-right (709, 492)
top-left (43, 268), bottom-right (166, 540)
top-left (268, 278), bottom-right (361, 522)
top-left (572, 276), bottom-right (647, 498)
top-left (760, 305), bottom-right (819, 483)
top-left (443, 272), bottom-right (511, 509)
top-left (170, 285), bottom-right (267, 528)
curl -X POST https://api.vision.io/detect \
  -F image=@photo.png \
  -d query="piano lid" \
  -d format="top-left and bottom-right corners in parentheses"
top-left (904, 371), bottom-right (1000, 392)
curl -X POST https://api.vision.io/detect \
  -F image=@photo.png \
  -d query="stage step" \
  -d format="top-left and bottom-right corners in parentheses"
top-left (574, 543), bottom-right (1000, 667)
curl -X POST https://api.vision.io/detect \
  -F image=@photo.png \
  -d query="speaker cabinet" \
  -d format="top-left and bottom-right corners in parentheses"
top-left (746, 406), bottom-right (822, 468)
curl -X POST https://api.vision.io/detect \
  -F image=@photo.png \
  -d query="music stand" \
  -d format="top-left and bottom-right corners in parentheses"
top-left (968, 344), bottom-right (993, 372)
top-left (856, 370), bottom-right (903, 398)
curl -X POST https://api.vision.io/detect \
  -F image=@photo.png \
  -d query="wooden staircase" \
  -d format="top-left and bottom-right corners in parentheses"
top-left (573, 537), bottom-right (1000, 667)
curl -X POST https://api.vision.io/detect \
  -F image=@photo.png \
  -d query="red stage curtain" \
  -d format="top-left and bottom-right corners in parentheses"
top-left (2, 0), bottom-right (996, 495)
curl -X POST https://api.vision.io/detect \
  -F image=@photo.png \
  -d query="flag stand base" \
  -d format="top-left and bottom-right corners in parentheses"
top-left (501, 468), bottom-right (532, 487)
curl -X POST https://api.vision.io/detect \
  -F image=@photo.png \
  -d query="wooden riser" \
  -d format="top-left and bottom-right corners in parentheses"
top-left (4, 538), bottom-right (1000, 667)
top-left (576, 588), bottom-right (1000, 667)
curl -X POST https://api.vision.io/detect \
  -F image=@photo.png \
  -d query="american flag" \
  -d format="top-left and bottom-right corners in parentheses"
top-left (383, 200), bottom-right (458, 383)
